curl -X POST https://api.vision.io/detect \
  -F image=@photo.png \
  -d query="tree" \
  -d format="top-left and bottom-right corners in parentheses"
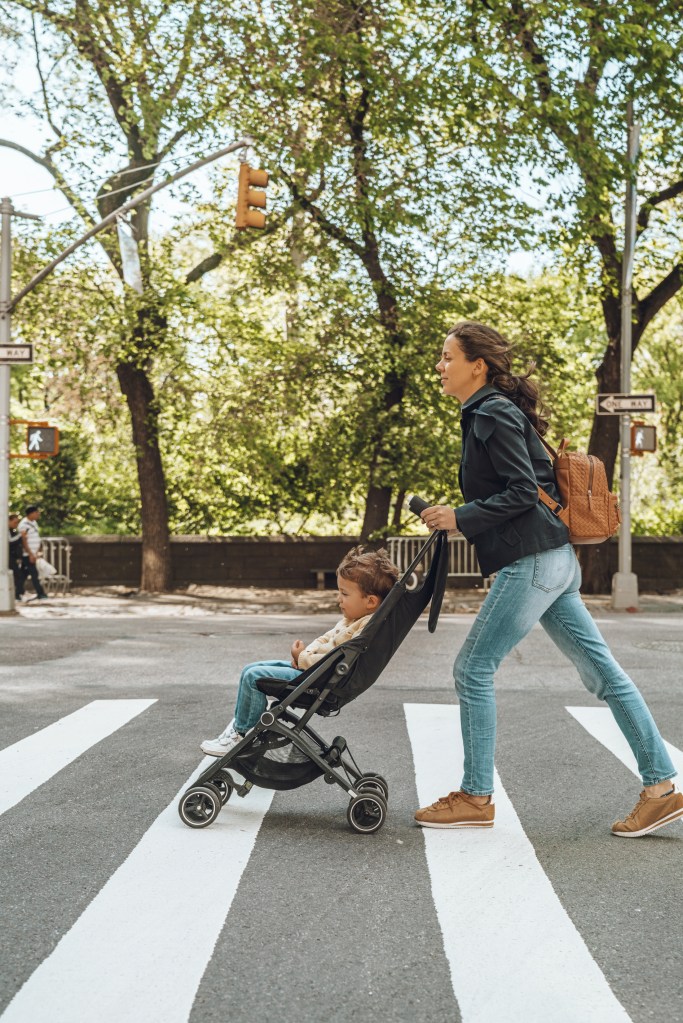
top-left (202, 0), bottom-right (531, 538)
top-left (441, 0), bottom-right (683, 588)
top-left (1, 0), bottom-right (235, 588)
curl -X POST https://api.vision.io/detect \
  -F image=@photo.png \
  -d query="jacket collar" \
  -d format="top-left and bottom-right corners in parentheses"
top-left (460, 383), bottom-right (501, 415)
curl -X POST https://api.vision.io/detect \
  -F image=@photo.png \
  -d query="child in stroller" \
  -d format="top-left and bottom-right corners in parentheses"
top-left (199, 546), bottom-right (399, 757)
top-left (178, 503), bottom-right (448, 834)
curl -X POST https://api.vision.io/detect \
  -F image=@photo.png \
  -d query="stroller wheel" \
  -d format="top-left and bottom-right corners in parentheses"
top-left (347, 792), bottom-right (387, 834)
top-left (210, 775), bottom-right (233, 806)
top-left (178, 785), bottom-right (222, 829)
top-left (356, 774), bottom-right (389, 801)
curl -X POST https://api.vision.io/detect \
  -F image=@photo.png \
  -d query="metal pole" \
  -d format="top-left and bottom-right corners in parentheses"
top-left (612, 100), bottom-right (640, 610)
top-left (0, 198), bottom-right (14, 613)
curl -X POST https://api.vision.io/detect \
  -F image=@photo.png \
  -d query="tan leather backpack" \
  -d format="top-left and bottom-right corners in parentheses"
top-left (536, 436), bottom-right (621, 545)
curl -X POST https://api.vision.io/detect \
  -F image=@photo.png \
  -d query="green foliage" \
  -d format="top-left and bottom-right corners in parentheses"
top-left (2, 0), bottom-right (683, 546)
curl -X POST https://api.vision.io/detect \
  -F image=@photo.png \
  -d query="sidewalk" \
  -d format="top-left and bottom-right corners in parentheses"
top-left (11, 583), bottom-right (683, 619)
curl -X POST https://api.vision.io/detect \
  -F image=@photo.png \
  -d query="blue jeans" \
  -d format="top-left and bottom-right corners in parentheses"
top-left (454, 544), bottom-right (676, 795)
top-left (233, 660), bottom-right (302, 733)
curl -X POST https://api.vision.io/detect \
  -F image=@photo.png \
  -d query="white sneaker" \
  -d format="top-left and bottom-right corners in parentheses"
top-left (200, 720), bottom-right (244, 757)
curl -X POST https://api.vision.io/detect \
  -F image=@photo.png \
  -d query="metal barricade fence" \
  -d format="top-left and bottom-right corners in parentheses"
top-left (387, 535), bottom-right (488, 591)
top-left (40, 537), bottom-right (72, 596)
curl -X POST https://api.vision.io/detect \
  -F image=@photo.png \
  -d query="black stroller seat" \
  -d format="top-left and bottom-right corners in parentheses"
top-left (179, 515), bottom-right (449, 834)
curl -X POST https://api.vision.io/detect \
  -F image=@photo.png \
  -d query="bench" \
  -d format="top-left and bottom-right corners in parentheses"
top-left (310, 568), bottom-right (337, 590)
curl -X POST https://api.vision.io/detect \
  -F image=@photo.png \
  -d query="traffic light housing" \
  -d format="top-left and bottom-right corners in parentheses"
top-left (27, 424), bottom-right (59, 457)
top-left (630, 421), bottom-right (656, 455)
top-left (235, 163), bottom-right (269, 229)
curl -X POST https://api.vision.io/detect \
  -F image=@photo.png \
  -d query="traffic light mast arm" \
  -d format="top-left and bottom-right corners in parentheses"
top-left (8, 138), bottom-right (252, 313)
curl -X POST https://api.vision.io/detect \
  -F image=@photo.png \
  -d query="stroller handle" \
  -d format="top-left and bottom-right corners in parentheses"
top-left (408, 494), bottom-right (431, 517)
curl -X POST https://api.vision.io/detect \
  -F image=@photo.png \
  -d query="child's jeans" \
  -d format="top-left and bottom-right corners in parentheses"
top-left (234, 660), bottom-right (302, 733)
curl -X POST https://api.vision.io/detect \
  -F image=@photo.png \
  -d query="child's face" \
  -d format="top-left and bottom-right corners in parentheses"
top-left (336, 575), bottom-right (379, 621)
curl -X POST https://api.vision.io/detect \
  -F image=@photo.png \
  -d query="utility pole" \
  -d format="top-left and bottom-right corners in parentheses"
top-left (612, 100), bottom-right (641, 611)
top-left (0, 198), bottom-right (41, 615)
top-left (0, 137), bottom-right (251, 613)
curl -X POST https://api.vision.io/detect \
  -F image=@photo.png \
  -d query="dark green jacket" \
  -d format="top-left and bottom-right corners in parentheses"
top-left (454, 385), bottom-right (569, 577)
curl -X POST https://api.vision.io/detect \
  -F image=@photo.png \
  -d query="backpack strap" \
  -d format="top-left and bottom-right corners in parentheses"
top-left (531, 430), bottom-right (568, 516)
top-left (537, 486), bottom-right (564, 517)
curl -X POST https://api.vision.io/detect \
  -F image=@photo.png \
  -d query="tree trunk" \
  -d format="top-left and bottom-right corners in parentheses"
top-left (578, 332), bottom-right (620, 592)
top-left (360, 485), bottom-right (393, 541)
top-left (116, 361), bottom-right (172, 591)
top-left (392, 489), bottom-right (406, 529)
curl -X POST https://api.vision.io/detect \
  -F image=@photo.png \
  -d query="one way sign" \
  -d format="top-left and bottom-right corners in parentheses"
top-left (596, 393), bottom-right (656, 415)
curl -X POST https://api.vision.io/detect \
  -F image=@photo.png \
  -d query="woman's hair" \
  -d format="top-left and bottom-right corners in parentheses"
top-left (446, 320), bottom-right (550, 435)
top-left (337, 546), bottom-right (399, 601)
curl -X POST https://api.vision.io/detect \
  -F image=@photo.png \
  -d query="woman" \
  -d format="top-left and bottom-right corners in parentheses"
top-left (415, 320), bottom-right (681, 837)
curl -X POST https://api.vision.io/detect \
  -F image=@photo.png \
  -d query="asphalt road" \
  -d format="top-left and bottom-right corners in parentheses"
top-left (1, 605), bottom-right (682, 1023)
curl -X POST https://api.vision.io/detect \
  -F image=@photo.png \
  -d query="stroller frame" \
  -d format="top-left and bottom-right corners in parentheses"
top-left (178, 525), bottom-right (445, 834)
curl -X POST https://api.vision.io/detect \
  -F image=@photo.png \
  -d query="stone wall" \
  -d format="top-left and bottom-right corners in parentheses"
top-left (63, 534), bottom-right (683, 593)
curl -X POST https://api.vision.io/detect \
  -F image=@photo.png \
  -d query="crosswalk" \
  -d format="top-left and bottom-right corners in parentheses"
top-left (405, 704), bottom-right (631, 1023)
top-left (1, 699), bottom-right (681, 1023)
top-left (0, 700), bottom-right (156, 818)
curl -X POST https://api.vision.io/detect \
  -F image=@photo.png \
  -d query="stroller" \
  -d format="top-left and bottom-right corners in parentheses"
top-left (178, 498), bottom-right (449, 835)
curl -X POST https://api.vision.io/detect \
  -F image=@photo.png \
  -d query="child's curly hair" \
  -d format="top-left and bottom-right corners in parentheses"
top-left (337, 546), bottom-right (399, 601)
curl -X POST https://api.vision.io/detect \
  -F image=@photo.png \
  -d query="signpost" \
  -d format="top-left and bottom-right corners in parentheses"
top-left (612, 101), bottom-right (640, 611)
top-left (0, 343), bottom-right (33, 364)
top-left (596, 393), bottom-right (656, 415)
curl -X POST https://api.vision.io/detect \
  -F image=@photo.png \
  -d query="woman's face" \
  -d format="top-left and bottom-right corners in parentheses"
top-left (436, 335), bottom-right (487, 402)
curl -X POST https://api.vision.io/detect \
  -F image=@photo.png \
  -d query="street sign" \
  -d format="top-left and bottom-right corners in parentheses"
top-left (26, 425), bottom-right (59, 456)
top-left (0, 343), bottom-right (33, 364)
top-left (596, 393), bottom-right (656, 415)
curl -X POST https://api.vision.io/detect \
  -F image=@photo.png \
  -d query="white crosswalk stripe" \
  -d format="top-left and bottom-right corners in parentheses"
top-left (404, 702), bottom-right (632, 1023)
top-left (3, 699), bottom-right (681, 1022)
top-left (0, 761), bottom-right (274, 1023)
top-left (566, 706), bottom-right (683, 780)
top-left (0, 700), bottom-right (157, 817)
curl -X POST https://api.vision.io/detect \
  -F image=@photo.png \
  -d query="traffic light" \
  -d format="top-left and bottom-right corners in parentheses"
top-left (235, 163), bottom-right (269, 229)
top-left (630, 421), bottom-right (656, 455)
top-left (26, 424), bottom-right (59, 457)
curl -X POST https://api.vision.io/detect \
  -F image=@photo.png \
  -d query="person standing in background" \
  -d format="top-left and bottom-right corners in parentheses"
top-left (8, 513), bottom-right (24, 601)
top-left (18, 505), bottom-right (48, 601)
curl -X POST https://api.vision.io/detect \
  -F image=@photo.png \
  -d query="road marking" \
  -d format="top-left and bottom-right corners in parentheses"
top-left (404, 703), bottom-right (632, 1023)
top-left (0, 762), bottom-right (274, 1023)
top-left (0, 699), bottom-right (157, 817)
top-left (566, 706), bottom-right (683, 778)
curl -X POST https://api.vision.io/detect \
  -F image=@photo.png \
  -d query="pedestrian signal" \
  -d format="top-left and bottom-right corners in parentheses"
top-left (26, 425), bottom-right (59, 457)
top-left (235, 163), bottom-right (269, 229)
top-left (630, 421), bottom-right (656, 455)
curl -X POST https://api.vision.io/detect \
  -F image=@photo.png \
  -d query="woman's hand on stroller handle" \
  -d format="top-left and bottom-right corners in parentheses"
top-left (410, 496), bottom-right (459, 534)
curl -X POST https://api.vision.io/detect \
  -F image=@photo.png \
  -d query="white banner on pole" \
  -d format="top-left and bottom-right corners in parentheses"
top-left (116, 217), bottom-right (143, 294)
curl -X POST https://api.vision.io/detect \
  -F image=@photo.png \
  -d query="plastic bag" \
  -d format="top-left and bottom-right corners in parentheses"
top-left (36, 557), bottom-right (57, 580)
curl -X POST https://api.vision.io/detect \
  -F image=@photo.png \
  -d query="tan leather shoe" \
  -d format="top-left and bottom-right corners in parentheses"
top-left (415, 790), bottom-right (495, 829)
top-left (612, 787), bottom-right (683, 838)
